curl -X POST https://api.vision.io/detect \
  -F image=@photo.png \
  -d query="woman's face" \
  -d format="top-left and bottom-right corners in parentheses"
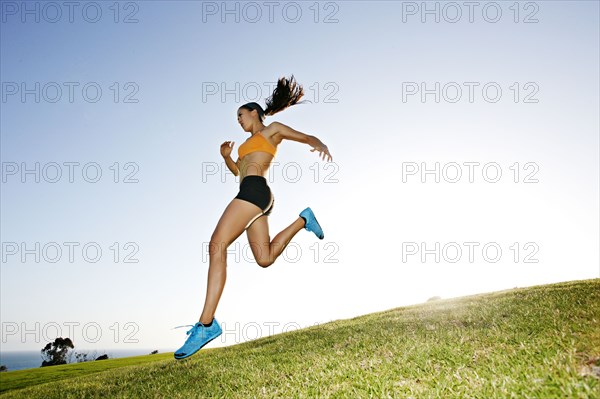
top-left (237, 108), bottom-right (258, 131)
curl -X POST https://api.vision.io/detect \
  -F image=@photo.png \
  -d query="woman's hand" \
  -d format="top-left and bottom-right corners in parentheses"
top-left (220, 141), bottom-right (234, 158)
top-left (310, 139), bottom-right (333, 162)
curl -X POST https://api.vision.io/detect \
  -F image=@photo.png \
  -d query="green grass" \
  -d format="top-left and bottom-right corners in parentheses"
top-left (1, 279), bottom-right (599, 398)
top-left (0, 353), bottom-right (173, 394)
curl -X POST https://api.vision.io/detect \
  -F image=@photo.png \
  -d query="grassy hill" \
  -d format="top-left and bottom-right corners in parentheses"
top-left (1, 279), bottom-right (598, 398)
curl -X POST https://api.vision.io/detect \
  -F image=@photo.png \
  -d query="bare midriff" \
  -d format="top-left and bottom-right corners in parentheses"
top-left (238, 152), bottom-right (275, 183)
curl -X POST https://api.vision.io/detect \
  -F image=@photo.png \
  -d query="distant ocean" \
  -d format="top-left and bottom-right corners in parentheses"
top-left (0, 349), bottom-right (170, 372)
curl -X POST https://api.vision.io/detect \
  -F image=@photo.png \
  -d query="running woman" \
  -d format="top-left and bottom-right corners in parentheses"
top-left (174, 75), bottom-right (333, 359)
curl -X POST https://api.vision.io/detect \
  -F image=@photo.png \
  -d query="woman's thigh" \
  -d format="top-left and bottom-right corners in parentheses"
top-left (210, 198), bottom-right (263, 249)
top-left (245, 215), bottom-right (271, 264)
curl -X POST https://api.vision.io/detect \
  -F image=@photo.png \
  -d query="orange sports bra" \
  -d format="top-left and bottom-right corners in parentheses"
top-left (238, 132), bottom-right (277, 159)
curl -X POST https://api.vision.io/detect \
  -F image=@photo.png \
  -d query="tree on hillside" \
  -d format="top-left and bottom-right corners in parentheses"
top-left (41, 337), bottom-right (74, 367)
top-left (74, 352), bottom-right (90, 363)
top-left (68, 349), bottom-right (99, 363)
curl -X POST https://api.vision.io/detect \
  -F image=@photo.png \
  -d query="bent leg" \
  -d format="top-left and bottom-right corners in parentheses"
top-left (199, 198), bottom-right (265, 324)
top-left (246, 214), bottom-right (305, 268)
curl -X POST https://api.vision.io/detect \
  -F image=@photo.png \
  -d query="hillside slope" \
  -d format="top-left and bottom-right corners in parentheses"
top-left (2, 279), bottom-right (599, 398)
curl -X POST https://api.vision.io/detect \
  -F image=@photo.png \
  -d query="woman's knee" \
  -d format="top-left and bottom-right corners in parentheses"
top-left (208, 238), bottom-right (228, 259)
top-left (256, 250), bottom-right (276, 268)
top-left (247, 242), bottom-right (271, 267)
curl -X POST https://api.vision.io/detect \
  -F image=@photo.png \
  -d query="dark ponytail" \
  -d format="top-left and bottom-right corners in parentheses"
top-left (240, 75), bottom-right (310, 123)
top-left (264, 74), bottom-right (309, 119)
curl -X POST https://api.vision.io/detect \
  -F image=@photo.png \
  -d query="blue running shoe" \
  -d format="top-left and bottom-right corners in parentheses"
top-left (173, 318), bottom-right (222, 359)
top-left (300, 207), bottom-right (324, 239)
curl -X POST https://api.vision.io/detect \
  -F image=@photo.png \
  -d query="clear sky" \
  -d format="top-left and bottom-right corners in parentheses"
top-left (1, 1), bottom-right (598, 353)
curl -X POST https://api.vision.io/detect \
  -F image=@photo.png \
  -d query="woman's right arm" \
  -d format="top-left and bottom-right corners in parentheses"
top-left (220, 141), bottom-right (239, 176)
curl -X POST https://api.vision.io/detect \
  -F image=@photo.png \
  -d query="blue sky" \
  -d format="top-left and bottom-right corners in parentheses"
top-left (1, 1), bottom-right (598, 353)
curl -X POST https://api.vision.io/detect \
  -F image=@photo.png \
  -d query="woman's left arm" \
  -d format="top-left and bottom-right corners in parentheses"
top-left (272, 121), bottom-right (333, 162)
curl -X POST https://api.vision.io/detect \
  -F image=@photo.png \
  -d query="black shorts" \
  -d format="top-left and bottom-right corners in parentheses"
top-left (234, 175), bottom-right (274, 216)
